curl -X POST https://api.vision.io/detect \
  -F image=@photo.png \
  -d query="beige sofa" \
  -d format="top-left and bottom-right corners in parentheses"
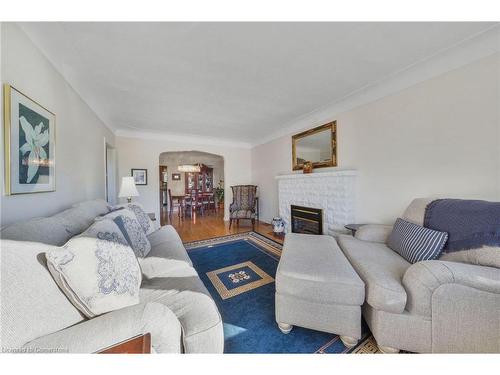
top-left (0, 199), bottom-right (224, 353)
top-left (336, 199), bottom-right (500, 353)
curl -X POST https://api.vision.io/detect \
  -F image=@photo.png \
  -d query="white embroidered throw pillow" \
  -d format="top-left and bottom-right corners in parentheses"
top-left (45, 237), bottom-right (142, 318)
top-left (79, 218), bottom-right (129, 246)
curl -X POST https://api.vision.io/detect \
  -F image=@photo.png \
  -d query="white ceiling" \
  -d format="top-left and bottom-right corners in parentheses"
top-left (19, 22), bottom-right (498, 144)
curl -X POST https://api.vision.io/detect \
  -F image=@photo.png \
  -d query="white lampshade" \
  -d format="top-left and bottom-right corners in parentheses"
top-left (119, 177), bottom-right (139, 202)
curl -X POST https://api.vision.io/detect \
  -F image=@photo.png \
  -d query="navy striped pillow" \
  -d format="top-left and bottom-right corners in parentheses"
top-left (388, 218), bottom-right (448, 264)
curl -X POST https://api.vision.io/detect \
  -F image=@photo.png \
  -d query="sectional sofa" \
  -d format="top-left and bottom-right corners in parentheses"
top-left (336, 199), bottom-right (500, 353)
top-left (0, 199), bottom-right (224, 353)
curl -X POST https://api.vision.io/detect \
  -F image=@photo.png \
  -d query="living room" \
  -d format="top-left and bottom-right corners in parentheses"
top-left (1, 1), bottom-right (499, 373)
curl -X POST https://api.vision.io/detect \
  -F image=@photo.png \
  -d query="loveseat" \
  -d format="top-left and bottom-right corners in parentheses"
top-left (336, 198), bottom-right (500, 353)
top-left (0, 199), bottom-right (224, 353)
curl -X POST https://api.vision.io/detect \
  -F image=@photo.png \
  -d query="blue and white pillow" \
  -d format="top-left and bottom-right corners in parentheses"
top-left (96, 209), bottom-right (151, 257)
top-left (45, 237), bottom-right (141, 318)
top-left (79, 219), bottom-right (129, 247)
top-left (114, 203), bottom-right (154, 235)
top-left (388, 218), bottom-right (448, 264)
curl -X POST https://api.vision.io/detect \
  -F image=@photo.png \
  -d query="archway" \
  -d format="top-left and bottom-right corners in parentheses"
top-left (158, 151), bottom-right (225, 229)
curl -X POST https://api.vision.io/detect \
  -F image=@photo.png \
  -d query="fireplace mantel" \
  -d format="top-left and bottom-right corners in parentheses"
top-left (275, 169), bottom-right (358, 180)
top-left (276, 169), bottom-right (357, 235)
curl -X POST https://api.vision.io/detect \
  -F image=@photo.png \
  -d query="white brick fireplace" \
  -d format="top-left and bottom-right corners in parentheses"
top-left (276, 170), bottom-right (357, 235)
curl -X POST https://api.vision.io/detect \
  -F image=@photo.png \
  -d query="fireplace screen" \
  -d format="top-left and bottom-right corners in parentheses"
top-left (290, 205), bottom-right (323, 235)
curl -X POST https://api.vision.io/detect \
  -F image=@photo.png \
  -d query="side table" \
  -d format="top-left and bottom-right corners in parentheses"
top-left (344, 224), bottom-right (364, 236)
top-left (98, 333), bottom-right (151, 354)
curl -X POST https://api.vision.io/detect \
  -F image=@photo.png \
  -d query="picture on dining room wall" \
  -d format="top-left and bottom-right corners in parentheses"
top-left (131, 168), bottom-right (148, 185)
top-left (3, 84), bottom-right (56, 195)
top-left (172, 173), bottom-right (181, 181)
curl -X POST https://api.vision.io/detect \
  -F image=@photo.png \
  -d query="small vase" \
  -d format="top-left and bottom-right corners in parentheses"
top-left (272, 217), bottom-right (285, 234)
top-left (303, 161), bottom-right (313, 174)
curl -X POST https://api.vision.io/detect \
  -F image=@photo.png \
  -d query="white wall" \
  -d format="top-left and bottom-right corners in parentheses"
top-left (0, 23), bottom-right (115, 227)
top-left (115, 136), bottom-right (252, 221)
top-left (252, 54), bottom-right (500, 224)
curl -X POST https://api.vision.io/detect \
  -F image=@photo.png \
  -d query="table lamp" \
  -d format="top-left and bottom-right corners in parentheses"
top-left (119, 177), bottom-right (139, 203)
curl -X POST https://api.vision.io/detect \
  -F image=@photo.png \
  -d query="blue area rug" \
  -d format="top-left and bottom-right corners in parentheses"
top-left (186, 232), bottom-right (375, 354)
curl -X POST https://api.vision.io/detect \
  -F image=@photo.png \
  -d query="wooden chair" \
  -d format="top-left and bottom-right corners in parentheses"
top-left (168, 189), bottom-right (183, 219)
top-left (229, 185), bottom-right (257, 230)
top-left (185, 190), bottom-right (204, 216)
top-left (201, 192), bottom-right (216, 214)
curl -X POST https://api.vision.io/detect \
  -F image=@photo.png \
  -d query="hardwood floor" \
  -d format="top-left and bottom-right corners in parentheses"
top-left (160, 207), bottom-right (284, 244)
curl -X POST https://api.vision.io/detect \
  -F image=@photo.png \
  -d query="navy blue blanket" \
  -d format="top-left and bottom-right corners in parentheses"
top-left (424, 199), bottom-right (500, 253)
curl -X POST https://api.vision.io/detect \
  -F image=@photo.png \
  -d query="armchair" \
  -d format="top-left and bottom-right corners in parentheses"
top-left (229, 185), bottom-right (258, 230)
top-left (402, 260), bottom-right (500, 353)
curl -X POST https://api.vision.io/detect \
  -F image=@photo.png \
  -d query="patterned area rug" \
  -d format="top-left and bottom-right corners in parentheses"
top-left (185, 232), bottom-right (382, 354)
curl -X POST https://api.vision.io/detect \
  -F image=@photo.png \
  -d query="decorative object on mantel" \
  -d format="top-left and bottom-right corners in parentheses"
top-left (302, 161), bottom-right (313, 174)
top-left (292, 121), bottom-right (337, 171)
top-left (3, 84), bottom-right (56, 194)
top-left (119, 176), bottom-right (139, 203)
top-left (272, 217), bottom-right (286, 235)
top-left (131, 168), bottom-right (147, 185)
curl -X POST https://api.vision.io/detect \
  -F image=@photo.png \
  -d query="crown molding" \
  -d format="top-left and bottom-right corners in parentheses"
top-left (115, 128), bottom-right (253, 149)
top-left (252, 25), bottom-right (500, 148)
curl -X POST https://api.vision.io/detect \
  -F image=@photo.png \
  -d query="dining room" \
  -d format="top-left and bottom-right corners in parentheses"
top-left (159, 150), bottom-right (224, 226)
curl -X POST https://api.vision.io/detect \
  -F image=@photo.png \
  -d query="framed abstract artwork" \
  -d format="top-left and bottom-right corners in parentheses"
top-left (3, 84), bottom-right (56, 195)
top-left (131, 168), bottom-right (147, 185)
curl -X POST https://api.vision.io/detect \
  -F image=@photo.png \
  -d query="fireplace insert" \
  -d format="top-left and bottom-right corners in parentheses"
top-left (290, 205), bottom-right (323, 235)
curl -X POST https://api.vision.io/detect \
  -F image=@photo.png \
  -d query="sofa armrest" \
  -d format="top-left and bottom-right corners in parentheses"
top-left (23, 302), bottom-right (182, 353)
top-left (402, 260), bottom-right (500, 317)
top-left (354, 224), bottom-right (393, 243)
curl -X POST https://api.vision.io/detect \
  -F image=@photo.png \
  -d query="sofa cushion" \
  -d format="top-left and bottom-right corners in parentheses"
top-left (45, 237), bottom-right (142, 318)
top-left (146, 225), bottom-right (192, 266)
top-left (388, 218), bottom-right (448, 264)
top-left (276, 233), bottom-right (365, 306)
top-left (0, 216), bottom-right (73, 246)
top-left (139, 265), bottom-right (223, 353)
top-left (337, 234), bottom-right (411, 314)
top-left (440, 246), bottom-right (500, 269)
top-left (1, 240), bottom-right (84, 350)
top-left (72, 199), bottom-right (111, 220)
top-left (230, 209), bottom-right (256, 219)
top-left (1, 199), bottom-right (111, 246)
top-left (401, 198), bottom-right (435, 225)
top-left (355, 224), bottom-right (393, 244)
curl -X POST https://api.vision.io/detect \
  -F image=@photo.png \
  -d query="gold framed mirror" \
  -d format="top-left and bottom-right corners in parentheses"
top-left (292, 121), bottom-right (337, 171)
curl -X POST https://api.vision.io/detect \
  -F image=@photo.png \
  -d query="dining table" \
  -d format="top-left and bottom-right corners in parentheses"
top-left (170, 192), bottom-right (216, 215)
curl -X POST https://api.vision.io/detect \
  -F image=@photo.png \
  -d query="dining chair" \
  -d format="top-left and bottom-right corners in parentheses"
top-left (185, 190), bottom-right (204, 216)
top-left (168, 189), bottom-right (183, 219)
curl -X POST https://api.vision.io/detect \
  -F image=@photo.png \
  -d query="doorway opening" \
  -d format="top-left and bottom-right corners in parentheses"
top-left (158, 151), bottom-right (225, 229)
top-left (105, 143), bottom-right (117, 205)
